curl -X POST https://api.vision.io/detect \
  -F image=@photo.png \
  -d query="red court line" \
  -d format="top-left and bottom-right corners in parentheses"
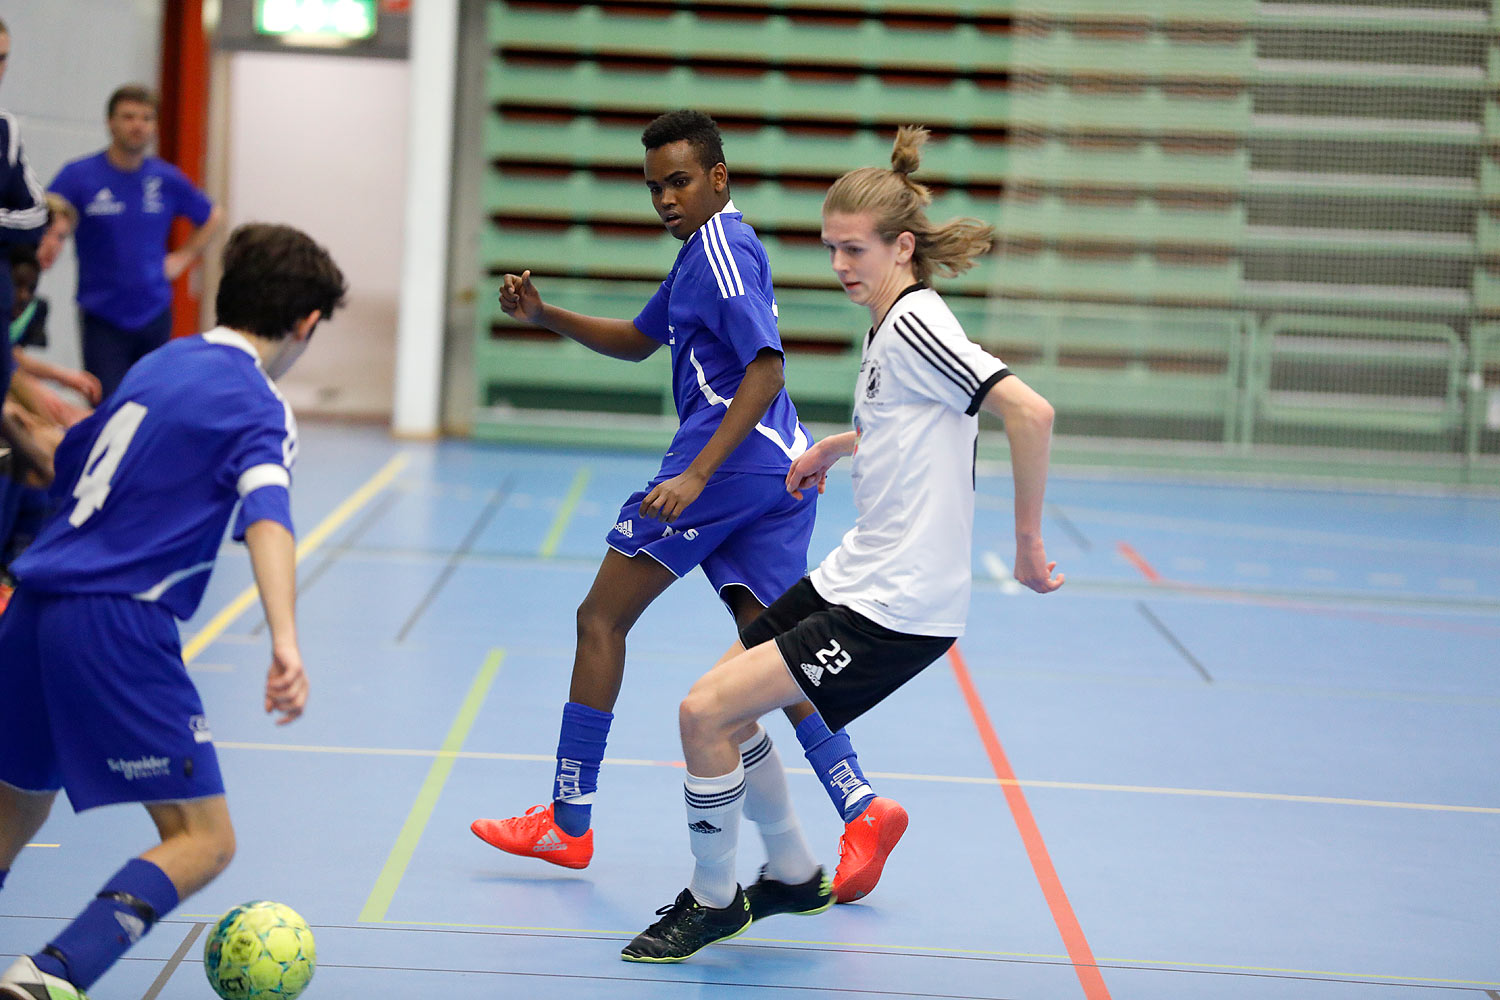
top-left (1115, 541), bottom-right (1161, 582)
top-left (948, 644), bottom-right (1112, 1000)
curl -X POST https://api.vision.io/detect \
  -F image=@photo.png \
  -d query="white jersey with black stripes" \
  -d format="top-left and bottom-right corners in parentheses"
top-left (809, 286), bottom-right (1009, 636)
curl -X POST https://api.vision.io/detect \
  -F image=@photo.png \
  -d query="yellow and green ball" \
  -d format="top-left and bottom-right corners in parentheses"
top-left (203, 901), bottom-right (316, 999)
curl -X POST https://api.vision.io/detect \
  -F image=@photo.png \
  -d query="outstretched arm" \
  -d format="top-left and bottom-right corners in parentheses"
top-left (499, 269), bottom-right (660, 361)
top-left (640, 348), bottom-right (786, 522)
top-left (1, 396), bottom-right (62, 485)
top-left (786, 430), bottom-right (857, 499)
top-left (244, 518), bottom-right (308, 724)
top-left (980, 374), bottom-right (1064, 594)
top-left (13, 348), bottom-right (102, 406)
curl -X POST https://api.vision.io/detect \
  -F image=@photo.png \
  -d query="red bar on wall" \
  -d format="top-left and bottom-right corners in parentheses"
top-left (159, 0), bottom-right (210, 339)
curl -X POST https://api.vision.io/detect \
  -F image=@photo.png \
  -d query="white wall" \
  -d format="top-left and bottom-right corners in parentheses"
top-left (5, 5), bottom-right (412, 421)
top-left (223, 50), bottom-right (407, 418)
top-left (3, 1), bottom-right (163, 374)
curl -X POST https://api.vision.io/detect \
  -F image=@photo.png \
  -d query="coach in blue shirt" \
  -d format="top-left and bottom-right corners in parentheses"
top-left (46, 84), bottom-right (224, 399)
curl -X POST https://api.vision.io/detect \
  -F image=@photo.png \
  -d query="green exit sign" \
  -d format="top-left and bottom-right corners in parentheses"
top-left (255, 0), bottom-right (378, 41)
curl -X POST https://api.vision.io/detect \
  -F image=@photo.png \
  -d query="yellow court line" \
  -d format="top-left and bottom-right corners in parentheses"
top-left (210, 741), bottom-right (1500, 815)
top-left (358, 649), bottom-right (504, 924)
top-left (538, 467), bottom-right (591, 558)
top-left (181, 452), bottom-right (410, 664)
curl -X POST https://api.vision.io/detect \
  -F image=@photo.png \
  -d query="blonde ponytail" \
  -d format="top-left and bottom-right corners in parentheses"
top-left (824, 126), bottom-right (994, 283)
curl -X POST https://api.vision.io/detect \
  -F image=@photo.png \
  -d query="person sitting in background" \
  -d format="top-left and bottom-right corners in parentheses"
top-left (8, 245), bottom-right (101, 428)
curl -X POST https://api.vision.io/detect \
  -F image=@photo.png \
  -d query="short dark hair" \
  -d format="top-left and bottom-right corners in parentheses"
top-left (215, 224), bottom-right (347, 340)
top-left (107, 84), bottom-right (158, 118)
top-left (9, 247), bottom-right (38, 290)
top-left (8, 244), bottom-right (38, 271)
top-left (641, 110), bottom-right (725, 172)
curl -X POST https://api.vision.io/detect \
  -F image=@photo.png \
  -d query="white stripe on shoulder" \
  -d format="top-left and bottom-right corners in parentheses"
top-left (237, 463), bottom-right (291, 497)
top-left (708, 215), bottom-right (745, 296)
top-left (0, 111), bottom-right (18, 164)
top-left (0, 113), bottom-right (48, 232)
top-left (699, 225), bottom-right (734, 298)
top-left (201, 327), bottom-right (299, 466)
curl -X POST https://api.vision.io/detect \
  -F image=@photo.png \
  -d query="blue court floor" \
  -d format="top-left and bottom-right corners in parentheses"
top-left (3, 421), bottom-right (1497, 999)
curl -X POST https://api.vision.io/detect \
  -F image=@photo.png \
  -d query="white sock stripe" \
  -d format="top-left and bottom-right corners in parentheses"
top-left (684, 781), bottom-right (746, 809)
top-left (740, 732), bottom-right (774, 770)
top-left (841, 783), bottom-right (875, 809)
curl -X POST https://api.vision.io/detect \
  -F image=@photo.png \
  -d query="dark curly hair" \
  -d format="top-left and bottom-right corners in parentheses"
top-left (215, 224), bottom-right (347, 340)
top-left (640, 110), bottom-right (725, 172)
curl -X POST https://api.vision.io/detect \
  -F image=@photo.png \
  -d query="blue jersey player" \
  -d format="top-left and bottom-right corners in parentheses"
top-left (0, 223), bottom-right (346, 1000)
top-left (472, 111), bottom-right (908, 904)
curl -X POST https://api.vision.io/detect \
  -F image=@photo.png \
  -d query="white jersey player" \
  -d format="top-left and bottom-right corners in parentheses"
top-left (622, 125), bottom-right (1064, 964)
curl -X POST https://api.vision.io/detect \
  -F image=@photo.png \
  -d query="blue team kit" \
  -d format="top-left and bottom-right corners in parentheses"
top-left (614, 207), bottom-right (816, 603)
top-left (0, 331), bottom-right (294, 810)
top-left (607, 470), bottom-right (814, 606)
top-left (48, 152), bottom-right (214, 330)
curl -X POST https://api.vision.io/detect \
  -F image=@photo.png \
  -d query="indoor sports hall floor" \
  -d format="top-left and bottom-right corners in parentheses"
top-left (3, 422), bottom-right (1497, 1000)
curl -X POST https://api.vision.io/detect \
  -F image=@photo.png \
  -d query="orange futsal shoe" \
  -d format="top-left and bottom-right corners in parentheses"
top-left (832, 796), bottom-right (908, 903)
top-left (471, 804), bottom-right (594, 870)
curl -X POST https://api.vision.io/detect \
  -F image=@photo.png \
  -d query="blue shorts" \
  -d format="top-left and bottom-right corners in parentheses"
top-left (606, 471), bottom-right (816, 607)
top-left (0, 588), bottom-right (225, 812)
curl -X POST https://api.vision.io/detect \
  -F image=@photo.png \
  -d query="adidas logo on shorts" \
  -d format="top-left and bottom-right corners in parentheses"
top-left (614, 519), bottom-right (633, 538)
top-left (799, 662), bottom-right (825, 687)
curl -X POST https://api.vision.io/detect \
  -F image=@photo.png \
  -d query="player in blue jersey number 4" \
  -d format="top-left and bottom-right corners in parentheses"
top-left (472, 110), bottom-right (906, 908)
top-left (622, 127), bottom-right (1065, 962)
top-left (0, 224), bottom-right (346, 1000)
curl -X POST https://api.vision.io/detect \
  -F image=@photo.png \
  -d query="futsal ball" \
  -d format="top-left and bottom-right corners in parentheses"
top-left (203, 901), bottom-right (316, 1000)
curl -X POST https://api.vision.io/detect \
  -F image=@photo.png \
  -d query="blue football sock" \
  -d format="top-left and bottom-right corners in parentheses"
top-left (38, 857), bottom-right (179, 989)
top-left (795, 713), bottom-right (876, 823)
top-left (552, 701), bottom-right (612, 838)
top-left (0, 868), bottom-right (7, 891)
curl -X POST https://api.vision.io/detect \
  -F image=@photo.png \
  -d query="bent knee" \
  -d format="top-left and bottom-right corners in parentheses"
top-left (679, 685), bottom-right (722, 740)
top-left (214, 828), bottom-right (238, 875)
top-left (195, 825), bottom-right (237, 882)
top-left (576, 598), bottom-right (631, 642)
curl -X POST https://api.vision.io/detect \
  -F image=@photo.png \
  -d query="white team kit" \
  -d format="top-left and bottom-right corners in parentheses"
top-left (811, 284), bottom-right (1009, 637)
top-left (743, 284), bottom-right (1009, 730)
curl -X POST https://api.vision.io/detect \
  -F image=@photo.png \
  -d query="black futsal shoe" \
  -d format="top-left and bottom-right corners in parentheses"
top-left (620, 887), bottom-right (752, 963)
top-left (744, 865), bottom-right (834, 921)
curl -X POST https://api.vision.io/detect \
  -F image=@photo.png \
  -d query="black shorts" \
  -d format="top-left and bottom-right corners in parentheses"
top-left (739, 577), bottom-right (955, 731)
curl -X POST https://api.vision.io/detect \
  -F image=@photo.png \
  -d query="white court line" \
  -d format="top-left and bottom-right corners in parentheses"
top-left (213, 742), bottom-right (1500, 815)
top-left (982, 552), bottom-right (1024, 594)
top-left (980, 497), bottom-right (1500, 562)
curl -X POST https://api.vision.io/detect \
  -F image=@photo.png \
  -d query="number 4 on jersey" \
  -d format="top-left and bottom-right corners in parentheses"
top-left (69, 401), bottom-right (148, 527)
